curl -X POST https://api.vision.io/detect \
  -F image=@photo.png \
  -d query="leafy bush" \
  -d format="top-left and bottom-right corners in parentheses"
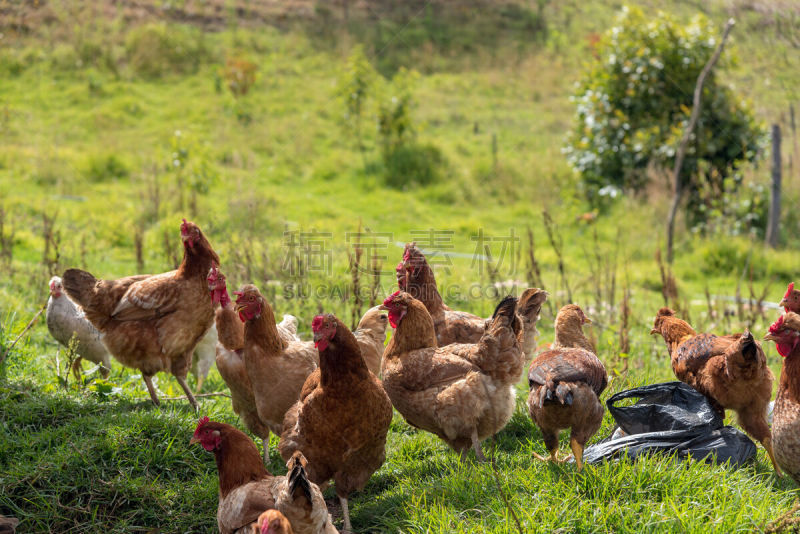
top-left (376, 67), bottom-right (446, 188)
top-left (377, 68), bottom-right (418, 156)
top-left (125, 23), bottom-right (211, 78)
top-left (84, 154), bottom-right (129, 183)
top-left (382, 142), bottom-right (445, 189)
top-left (691, 180), bottom-right (769, 238)
top-left (565, 6), bottom-right (765, 220)
top-left (337, 45), bottom-right (378, 158)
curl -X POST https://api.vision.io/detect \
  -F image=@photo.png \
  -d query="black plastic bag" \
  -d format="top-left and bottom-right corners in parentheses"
top-left (580, 381), bottom-right (757, 467)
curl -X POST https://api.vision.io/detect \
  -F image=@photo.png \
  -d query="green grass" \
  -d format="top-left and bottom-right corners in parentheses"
top-left (2, 0), bottom-right (800, 531)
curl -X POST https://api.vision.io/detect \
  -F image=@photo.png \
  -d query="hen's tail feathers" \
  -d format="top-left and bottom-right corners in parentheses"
top-left (739, 330), bottom-right (759, 362)
top-left (535, 381), bottom-right (574, 408)
top-left (492, 296), bottom-right (521, 336)
top-left (516, 289), bottom-right (547, 320)
top-left (281, 314), bottom-right (299, 335)
top-left (657, 307), bottom-right (675, 317)
top-left (739, 330), bottom-right (761, 364)
top-left (287, 452), bottom-right (313, 503)
top-left (62, 269), bottom-right (98, 309)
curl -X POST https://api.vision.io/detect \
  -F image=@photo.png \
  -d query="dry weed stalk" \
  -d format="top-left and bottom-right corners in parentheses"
top-left (348, 222), bottom-right (364, 330)
top-left (162, 228), bottom-right (180, 269)
top-left (525, 225), bottom-right (554, 318)
top-left (369, 247), bottom-right (381, 307)
top-left (41, 212), bottom-right (61, 276)
top-left (134, 224), bottom-right (145, 272)
top-left (655, 248), bottom-right (678, 308)
top-left (542, 211), bottom-right (572, 304)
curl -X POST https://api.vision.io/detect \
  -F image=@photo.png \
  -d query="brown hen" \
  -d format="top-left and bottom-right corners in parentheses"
top-left (397, 243), bottom-right (546, 361)
top-left (381, 291), bottom-right (522, 461)
top-left (527, 304), bottom-right (606, 471)
top-left (191, 418), bottom-right (337, 534)
top-left (62, 219), bottom-right (219, 410)
top-left (765, 304), bottom-right (800, 483)
top-left (234, 285), bottom-right (318, 460)
top-left (278, 314), bottom-right (392, 533)
top-left (651, 307), bottom-right (779, 473)
top-left (352, 305), bottom-right (389, 376)
top-left (208, 268), bottom-right (300, 460)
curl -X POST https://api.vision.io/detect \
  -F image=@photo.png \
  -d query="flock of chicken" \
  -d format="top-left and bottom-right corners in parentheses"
top-left (41, 219), bottom-right (800, 534)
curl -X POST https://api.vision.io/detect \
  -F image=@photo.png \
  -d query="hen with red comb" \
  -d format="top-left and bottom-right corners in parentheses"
top-left (781, 282), bottom-right (800, 313)
top-left (61, 219), bottom-right (220, 410)
top-left (279, 313), bottom-right (391, 533)
top-left (651, 306), bottom-right (779, 474)
top-left (395, 243), bottom-right (547, 363)
top-left (232, 284), bottom-right (318, 462)
top-left (764, 311), bottom-right (800, 484)
top-left (190, 419), bottom-right (337, 534)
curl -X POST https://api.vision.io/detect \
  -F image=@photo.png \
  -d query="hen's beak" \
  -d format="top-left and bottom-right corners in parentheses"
top-left (189, 436), bottom-right (200, 446)
top-left (780, 298), bottom-right (789, 308)
top-left (313, 331), bottom-right (323, 343)
top-left (764, 332), bottom-right (778, 342)
top-left (649, 328), bottom-right (658, 335)
top-left (234, 304), bottom-right (245, 314)
top-left (583, 317), bottom-right (592, 325)
top-left (378, 304), bottom-right (389, 311)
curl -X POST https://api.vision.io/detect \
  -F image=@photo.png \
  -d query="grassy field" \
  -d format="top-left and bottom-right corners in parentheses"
top-left (2, 0), bottom-right (800, 532)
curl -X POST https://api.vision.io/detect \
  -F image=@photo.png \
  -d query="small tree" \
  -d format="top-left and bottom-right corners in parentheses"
top-left (337, 45), bottom-right (378, 169)
top-left (565, 7), bottom-right (764, 222)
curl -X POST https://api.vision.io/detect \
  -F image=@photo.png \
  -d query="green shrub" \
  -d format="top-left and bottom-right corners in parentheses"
top-left (382, 142), bottom-right (445, 189)
top-left (565, 6), bottom-right (765, 221)
top-left (84, 154), bottom-right (129, 183)
top-left (125, 23), bottom-right (211, 78)
top-left (692, 238), bottom-right (794, 280)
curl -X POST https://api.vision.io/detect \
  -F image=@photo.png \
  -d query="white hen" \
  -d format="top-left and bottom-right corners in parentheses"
top-left (46, 276), bottom-right (112, 378)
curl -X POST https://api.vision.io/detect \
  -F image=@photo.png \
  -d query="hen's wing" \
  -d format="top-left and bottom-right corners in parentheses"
top-left (672, 333), bottom-right (732, 380)
top-left (528, 348), bottom-right (607, 397)
top-left (110, 271), bottom-right (182, 321)
top-left (388, 347), bottom-right (480, 392)
top-left (448, 297), bottom-right (522, 383)
top-left (438, 310), bottom-right (486, 345)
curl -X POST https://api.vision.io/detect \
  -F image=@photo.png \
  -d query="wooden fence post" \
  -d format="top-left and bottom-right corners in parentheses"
top-left (766, 124), bottom-right (781, 248)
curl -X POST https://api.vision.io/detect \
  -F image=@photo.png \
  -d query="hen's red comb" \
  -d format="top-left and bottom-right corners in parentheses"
top-left (784, 282), bottom-right (795, 301)
top-left (311, 315), bottom-right (325, 332)
top-left (383, 290), bottom-right (401, 307)
top-left (769, 315), bottom-right (785, 334)
top-left (195, 416), bottom-right (210, 432)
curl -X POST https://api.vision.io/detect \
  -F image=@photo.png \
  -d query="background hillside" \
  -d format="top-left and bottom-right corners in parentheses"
top-left (1, 1), bottom-right (800, 532)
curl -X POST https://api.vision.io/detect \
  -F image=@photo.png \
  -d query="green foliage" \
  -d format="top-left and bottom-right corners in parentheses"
top-left (378, 68), bottom-right (419, 154)
top-left (376, 68), bottom-right (445, 188)
top-left (84, 154), bottom-right (129, 183)
top-left (566, 6), bottom-right (765, 218)
top-left (125, 23), bottom-right (211, 78)
top-left (337, 45), bottom-right (378, 155)
top-left (691, 180), bottom-right (769, 238)
top-left (381, 142), bottom-right (446, 189)
top-left (690, 236), bottom-right (794, 280)
top-left (1, 4), bottom-right (800, 530)
top-left (321, 2), bottom-right (548, 75)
